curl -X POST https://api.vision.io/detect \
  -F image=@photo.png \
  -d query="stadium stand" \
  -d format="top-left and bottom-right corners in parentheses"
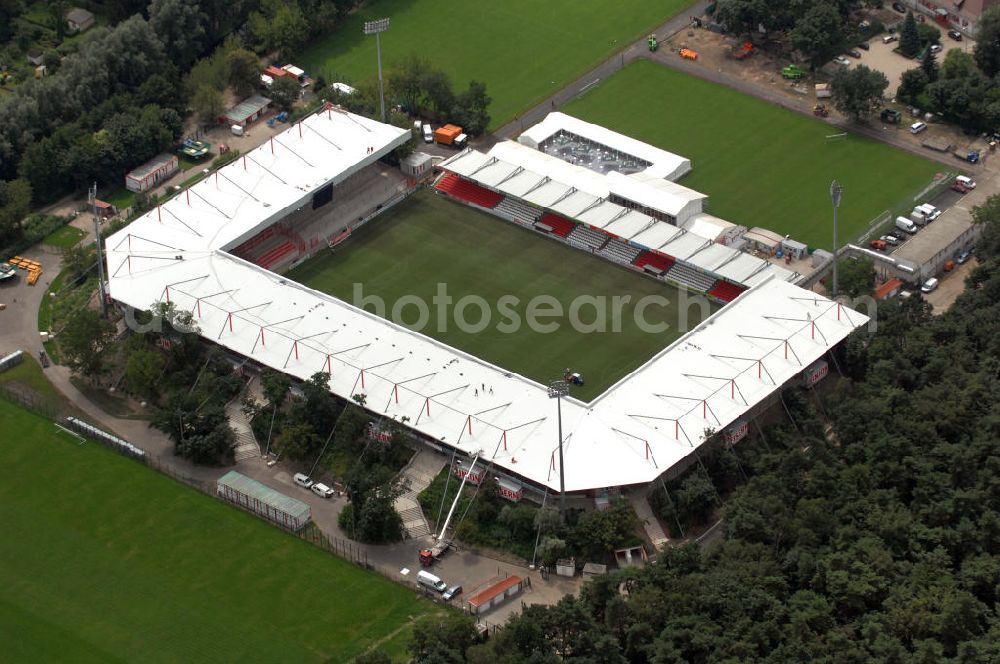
top-left (435, 173), bottom-right (503, 209)
top-left (231, 227), bottom-right (276, 257)
top-left (666, 261), bottom-right (717, 292)
top-left (535, 213), bottom-right (576, 237)
top-left (598, 238), bottom-right (642, 265)
top-left (494, 196), bottom-right (542, 226)
top-left (566, 224), bottom-right (610, 252)
top-left (633, 251), bottom-right (675, 275)
top-left (708, 280), bottom-right (746, 303)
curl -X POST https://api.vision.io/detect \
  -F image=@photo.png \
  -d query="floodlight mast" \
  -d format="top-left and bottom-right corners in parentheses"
top-left (830, 180), bottom-right (843, 299)
top-left (548, 379), bottom-right (570, 515)
top-left (363, 18), bottom-right (390, 123)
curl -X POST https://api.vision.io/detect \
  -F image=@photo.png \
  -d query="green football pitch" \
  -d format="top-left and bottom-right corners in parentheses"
top-left (298, 0), bottom-right (691, 128)
top-left (0, 399), bottom-right (433, 663)
top-left (287, 191), bottom-right (717, 402)
top-left (565, 60), bottom-right (944, 249)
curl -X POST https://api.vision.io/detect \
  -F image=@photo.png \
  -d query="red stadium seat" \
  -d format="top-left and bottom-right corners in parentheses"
top-left (633, 251), bottom-right (675, 274)
top-left (707, 280), bottom-right (746, 303)
top-left (435, 173), bottom-right (503, 208)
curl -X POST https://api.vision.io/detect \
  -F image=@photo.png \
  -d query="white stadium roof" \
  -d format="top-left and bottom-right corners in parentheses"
top-left (518, 112), bottom-right (692, 181)
top-left (106, 108), bottom-right (867, 493)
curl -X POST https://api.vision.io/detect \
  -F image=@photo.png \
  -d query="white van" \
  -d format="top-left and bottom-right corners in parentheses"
top-left (311, 483), bottom-right (334, 498)
top-left (422, 124), bottom-right (433, 143)
top-left (921, 277), bottom-right (939, 293)
top-left (914, 203), bottom-right (941, 221)
top-left (293, 473), bottom-right (313, 489)
top-left (231, 124), bottom-right (245, 137)
top-left (895, 216), bottom-right (918, 234)
top-left (417, 570), bottom-right (448, 592)
top-left (910, 121), bottom-right (927, 134)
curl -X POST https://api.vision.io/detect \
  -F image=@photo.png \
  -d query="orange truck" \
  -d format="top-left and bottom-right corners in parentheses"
top-left (433, 124), bottom-right (468, 148)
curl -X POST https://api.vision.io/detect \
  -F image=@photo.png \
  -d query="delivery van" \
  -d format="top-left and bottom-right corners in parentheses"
top-left (895, 216), bottom-right (918, 234)
top-left (422, 124), bottom-right (433, 143)
top-left (417, 570), bottom-right (447, 592)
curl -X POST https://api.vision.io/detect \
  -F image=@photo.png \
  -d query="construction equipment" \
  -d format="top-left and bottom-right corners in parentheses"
top-left (953, 148), bottom-right (980, 164)
top-left (729, 41), bottom-right (753, 59)
top-left (782, 65), bottom-right (805, 79)
top-left (647, 35), bottom-right (658, 52)
top-left (419, 453), bottom-right (480, 566)
top-left (813, 104), bottom-right (829, 117)
top-left (880, 108), bottom-right (902, 124)
top-left (679, 48), bottom-right (698, 60)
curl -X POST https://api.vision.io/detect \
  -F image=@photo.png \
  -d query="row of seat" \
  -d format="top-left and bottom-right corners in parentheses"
top-left (566, 224), bottom-right (609, 251)
top-left (598, 239), bottom-right (642, 265)
top-left (435, 173), bottom-right (503, 209)
top-left (665, 261), bottom-right (717, 292)
top-left (232, 226), bottom-right (276, 256)
top-left (633, 251), bottom-right (675, 274)
top-left (707, 280), bottom-right (746, 303)
top-left (257, 241), bottom-right (297, 269)
top-left (494, 196), bottom-right (541, 226)
top-left (535, 213), bottom-right (576, 238)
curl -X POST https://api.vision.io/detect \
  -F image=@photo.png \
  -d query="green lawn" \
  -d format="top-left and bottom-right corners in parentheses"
top-left (0, 399), bottom-right (434, 663)
top-left (564, 60), bottom-right (944, 249)
top-left (287, 192), bottom-right (716, 401)
top-left (103, 187), bottom-right (137, 211)
top-left (297, 0), bottom-right (691, 128)
top-left (41, 224), bottom-right (84, 249)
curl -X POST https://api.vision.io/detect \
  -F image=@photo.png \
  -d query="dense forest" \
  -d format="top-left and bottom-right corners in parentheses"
top-left (396, 201), bottom-right (1000, 663)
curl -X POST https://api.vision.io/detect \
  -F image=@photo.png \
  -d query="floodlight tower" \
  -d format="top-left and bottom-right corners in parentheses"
top-left (363, 18), bottom-right (390, 122)
top-left (547, 379), bottom-right (570, 515)
top-left (830, 180), bottom-right (843, 299)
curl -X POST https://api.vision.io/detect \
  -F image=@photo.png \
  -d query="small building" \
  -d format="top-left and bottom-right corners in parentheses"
top-left (26, 48), bottom-right (44, 66)
top-left (223, 95), bottom-right (272, 128)
top-left (216, 470), bottom-right (311, 531)
top-left (282, 64), bottom-right (308, 86)
top-left (66, 7), bottom-right (95, 33)
top-left (743, 227), bottom-right (784, 255)
top-left (467, 576), bottom-right (525, 615)
top-left (125, 153), bottom-right (179, 193)
top-left (401, 152), bottom-right (433, 179)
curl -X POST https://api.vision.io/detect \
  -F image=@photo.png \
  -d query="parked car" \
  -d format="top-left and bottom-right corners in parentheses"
top-left (930, 44), bottom-right (942, 54)
top-left (857, 41), bottom-right (870, 50)
top-left (870, 239), bottom-right (888, 251)
top-left (846, 49), bottom-right (862, 58)
top-left (948, 29), bottom-right (963, 41)
top-left (833, 55), bottom-right (851, 66)
top-left (955, 250), bottom-right (972, 264)
top-left (921, 277), bottom-right (940, 293)
top-left (442, 585), bottom-right (463, 601)
top-left (782, 65), bottom-right (806, 79)
top-left (293, 473), bottom-right (314, 489)
top-left (883, 34), bottom-right (898, 44)
top-left (888, 230), bottom-right (908, 242)
top-left (880, 234), bottom-right (901, 246)
top-left (311, 482), bottom-right (335, 498)
top-left (955, 175), bottom-right (976, 190)
top-left (892, 2), bottom-right (906, 12)
top-left (910, 121), bottom-right (928, 134)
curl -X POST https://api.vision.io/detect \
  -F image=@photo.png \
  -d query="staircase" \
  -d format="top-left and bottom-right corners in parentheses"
top-left (394, 449), bottom-right (448, 539)
top-left (628, 492), bottom-right (669, 552)
top-left (227, 376), bottom-right (262, 462)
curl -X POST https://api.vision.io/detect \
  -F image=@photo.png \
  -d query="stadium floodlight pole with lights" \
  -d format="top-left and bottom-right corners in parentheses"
top-left (363, 17), bottom-right (390, 122)
top-left (547, 379), bottom-right (570, 515)
top-left (830, 179), bottom-right (842, 298)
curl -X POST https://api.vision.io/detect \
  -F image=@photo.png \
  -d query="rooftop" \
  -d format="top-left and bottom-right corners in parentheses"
top-left (225, 95), bottom-right (273, 123)
top-left (218, 471), bottom-right (311, 521)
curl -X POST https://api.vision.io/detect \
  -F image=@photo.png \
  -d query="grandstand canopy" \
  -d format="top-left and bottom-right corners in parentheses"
top-left (106, 109), bottom-right (866, 494)
top-left (518, 112), bottom-right (692, 181)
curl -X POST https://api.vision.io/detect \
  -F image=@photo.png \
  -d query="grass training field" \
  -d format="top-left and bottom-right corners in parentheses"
top-left (287, 191), bottom-right (717, 401)
top-left (0, 399), bottom-right (435, 663)
top-left (565, 60), bottom-right (943, 249)
top-left (298, 0), bottom-right (691, 128)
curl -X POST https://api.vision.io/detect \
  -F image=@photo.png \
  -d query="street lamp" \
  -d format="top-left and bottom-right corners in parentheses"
top-left (363, 18), bottom-right (390, 122)
top-left (547, 379), bottom-right (570, 515)
top-left (830, 180), bottom-right (843, 299)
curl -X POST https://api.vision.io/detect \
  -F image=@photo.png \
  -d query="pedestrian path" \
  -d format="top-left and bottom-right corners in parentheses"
top-left (227, 376), bottom-right (261, 462)
top-left (628, 491), bottom-right (669, 551)
top-left (394, 448), bottom-right (447, 539)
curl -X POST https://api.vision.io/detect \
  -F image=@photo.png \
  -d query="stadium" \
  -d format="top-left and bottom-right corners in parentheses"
top-left (104, 105), bottom-right (868, 503)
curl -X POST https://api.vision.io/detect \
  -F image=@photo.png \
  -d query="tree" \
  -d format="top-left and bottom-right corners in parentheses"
top-left (714, 0), bottom-right (771, 37)
top-left (269, 76), bottom-right (300, 113)
top-left (62, 243), bottom-right (95, 284)
top-left (837, 256), bottom-right (875, 298)
top-left (452, 80), bottom-right (491, 136)
top-left (898, 68), bottom-right (929, 104)
top-left (900, 12), bottom-right (921, 58)
top-left (149, 0), bottom-right (208, 69)
top-left (59, 309), bottom-right (115, 374)
top-left (409, 613), bottom-right (478, 664)
top-left (388, 53), bottom-right (428, 113)
top-left (261, 369), bottom-right (291, 407)
top-left (917, 23), bottom-right (941, 48)
top-left (570, 497), bottom-right (639, 560)
top-left (125, 348), bottom-right (166, 398)
top-left (830, 65), bottom-right (889, 122)
top-left (272, 423), bottom-right (321, 461)
top-left (191, 84), bottom-right (225, 125)
top-left (975, 5), bottom-right (1000, 76)
top-left (420, 69), bottom-right (454, 118)
top-left (0, 178), bottom-right (32, 245)
top-left (226, 47), bottom-right (261, 98)
top-left (675, 471), bottom-right (718, 526)
top-left (791, 3), bottom-right (844, 69)
top-left (921, 47), bottom-right (939, 83)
